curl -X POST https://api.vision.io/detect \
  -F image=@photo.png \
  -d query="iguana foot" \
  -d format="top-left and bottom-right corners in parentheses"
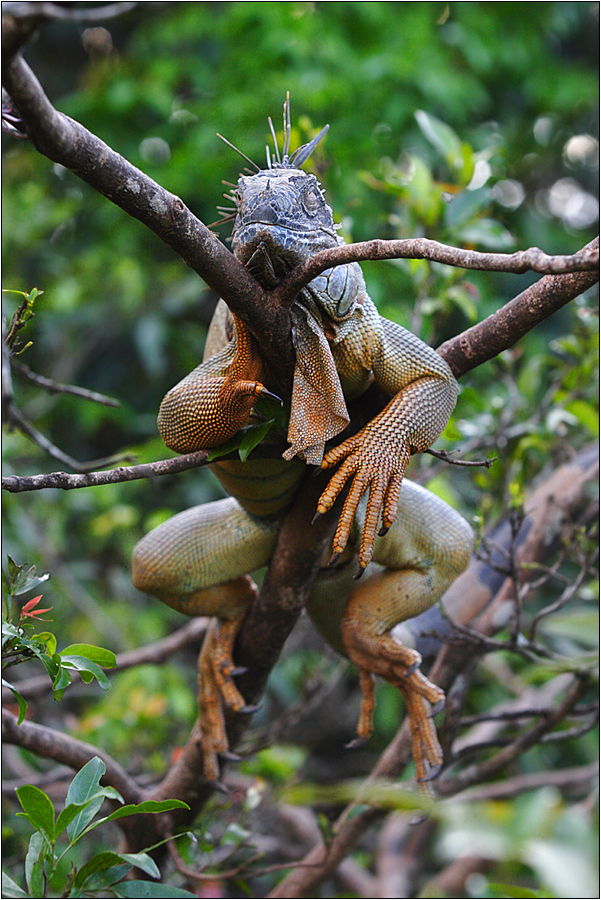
top-left (343, 626), bottom-right (445, 784)
top-left (197, 580), bottom-right (257, 782)
top-left (315, 413), bottom-right (411, 571)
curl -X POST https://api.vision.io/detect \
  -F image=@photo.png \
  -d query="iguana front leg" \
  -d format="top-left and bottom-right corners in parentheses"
top-left (158, 314), bottom-right (279, 453)
top-left (318, 316), bottom-right (458, 572)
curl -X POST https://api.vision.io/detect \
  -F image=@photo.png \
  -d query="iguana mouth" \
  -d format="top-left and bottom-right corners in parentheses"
top-left (232, 219), bottom-right (337, 274)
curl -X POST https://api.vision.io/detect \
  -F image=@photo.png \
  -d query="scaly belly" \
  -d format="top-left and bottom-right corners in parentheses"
top-left (209, 456), bottom-right (306, 518)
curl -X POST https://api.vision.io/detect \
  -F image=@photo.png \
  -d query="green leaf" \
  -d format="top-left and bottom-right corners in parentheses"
top-left (415, 110), bottom-right (463, 170)
top-left (283, 778), bottom-right (430, 812)
top-left (118, 853), bottom-right (161, 880)
top-left (66, 757), bottom-right (114, 841)
top-left (74, 852), bottom-right (131, 889)
top-left (207, 414), bottom-right (281, 463)
top-left (207, 432), bottom-right (245, 461)
top-left (454, 218), bottom-right (515, 251)
top-left (446, 283), bottom-right (478, 322)
top-left (2, 619), bottom-right (20, 645)
top-left (52, 664), bottom-right (73, 699)
top-left (60, 655), bottom-right (112, 690)
top-left (564, 398), bottom-right (599, 436)
top-left (524, 651), bottom-right (599, 682)
top-left (39, 651), bottom-right (60, 682)
top-left (238, 419), bottom-right (275, 461)
top-left (15, 784), bottom-right (56, 843)
top-left (60, 644), bottom-right (117, 668)
top-left (25, 831), bottom-right (45, 897)
top-left (1, 871), bottom-right (30, 899)
top-left (80, 864), bottom-right (131, 893)
top-left (92, 798), bottom-right (190, 830)
top-left (55, 801), bottom-right (92, 838)
top-left (538, 609), bottom-right (600, 648)
top-left (35, 632), bottom-right (57, 655)
top-left (75, 850), bottom-right (162, 885)
top-left (317, 812), bottom-right (334, 846)
top-left (2, 678), bottom-right (28, 724)
top-left (222, 822), bottom-right (250, 845)
top-left (111, 881), bottom-right (199, 898)
top-left (4, 559), bottom-right (50, 598)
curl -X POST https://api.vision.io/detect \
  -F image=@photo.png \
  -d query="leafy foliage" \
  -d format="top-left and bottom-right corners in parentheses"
top-left (2, 756), bottom-right (193, 898)
top-left (2, 559), bottom-right (115, 721)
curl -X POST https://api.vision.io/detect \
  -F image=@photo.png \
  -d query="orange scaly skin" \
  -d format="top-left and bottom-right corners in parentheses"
top-left (157, 315), bottom-right (274, 453)
top-left (132, 116), bottom-right (474, 789)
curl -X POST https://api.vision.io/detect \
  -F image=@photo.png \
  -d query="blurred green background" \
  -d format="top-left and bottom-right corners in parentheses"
top-left (2, 3), bottom-right (598, 895)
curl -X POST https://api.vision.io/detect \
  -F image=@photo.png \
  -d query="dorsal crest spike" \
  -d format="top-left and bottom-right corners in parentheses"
top-left (267, 116), bottom-right (280, 167)
top-left (283, 91), bottom-right (291, 160)
top-left (288, 123), bottom-right (330, 168)
top-left (216, 133), bottom-right (260, 172)
top-left (216, 95), bottom-right (329, 179)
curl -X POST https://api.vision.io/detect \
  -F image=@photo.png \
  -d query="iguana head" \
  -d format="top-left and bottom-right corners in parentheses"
top-left (217, 95), bottom-right (343, 285)
top-left (230, 168), bottom-right (340, 275)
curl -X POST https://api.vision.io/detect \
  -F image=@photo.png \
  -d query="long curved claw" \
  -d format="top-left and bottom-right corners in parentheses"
top-left (257, 386), bottom-right (283, 405)
top-left (233, 379), bottom-right (282, 407)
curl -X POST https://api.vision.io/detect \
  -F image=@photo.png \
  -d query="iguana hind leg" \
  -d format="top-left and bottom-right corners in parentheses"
top-left (308, 480), bottom-right (473, 784)
top-left (196, 582), bottom-right (258, 782)
top-left (131, 497), bottom-right (278, 781)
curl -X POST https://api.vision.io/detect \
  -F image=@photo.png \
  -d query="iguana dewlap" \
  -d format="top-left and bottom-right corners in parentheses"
top-left (132, 107), bottom-right (474, 786)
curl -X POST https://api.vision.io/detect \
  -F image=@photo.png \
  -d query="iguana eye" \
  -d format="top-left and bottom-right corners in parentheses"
top-left (302, 187), bottom-right (322, 214)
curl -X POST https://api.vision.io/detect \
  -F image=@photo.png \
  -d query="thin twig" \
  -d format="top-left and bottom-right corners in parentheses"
top-left (1, 442), bottom-right (286, 492)
top-left (437, 675), bottom-right (590, 797)
top-left (1, 618), bottom-right (208, 704)
top-left (529, 547), bottom-right (598, 641)
top-left (4, 401), bottom-right (132, 472)
top-left (454, 761), bottom-right (599, 802)
top-left (425, 447), bottom-right (498, 468)
top-left (10, 358), bottom-right (120, 407)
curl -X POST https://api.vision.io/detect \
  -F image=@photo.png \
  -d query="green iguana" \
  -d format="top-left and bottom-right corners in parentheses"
top-left (132, 99), bottom-right (474, 784)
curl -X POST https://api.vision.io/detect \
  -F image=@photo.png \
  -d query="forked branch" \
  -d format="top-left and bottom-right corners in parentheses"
top-left (2, 11), bottom-right (598, 390)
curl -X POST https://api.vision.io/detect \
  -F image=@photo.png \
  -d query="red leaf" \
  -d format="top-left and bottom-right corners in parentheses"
top-left (20, 596), bottom-right (52, 620)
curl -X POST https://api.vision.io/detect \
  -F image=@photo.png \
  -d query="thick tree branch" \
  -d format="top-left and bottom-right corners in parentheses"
top-left (1, 28), bottom-right (294, 382)
top-left (2, 707), bottom-right (144, 805)
top-left (146, 470), bottom-right (343, 840)
top-left (438, 237), bottom-right (599, 377)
